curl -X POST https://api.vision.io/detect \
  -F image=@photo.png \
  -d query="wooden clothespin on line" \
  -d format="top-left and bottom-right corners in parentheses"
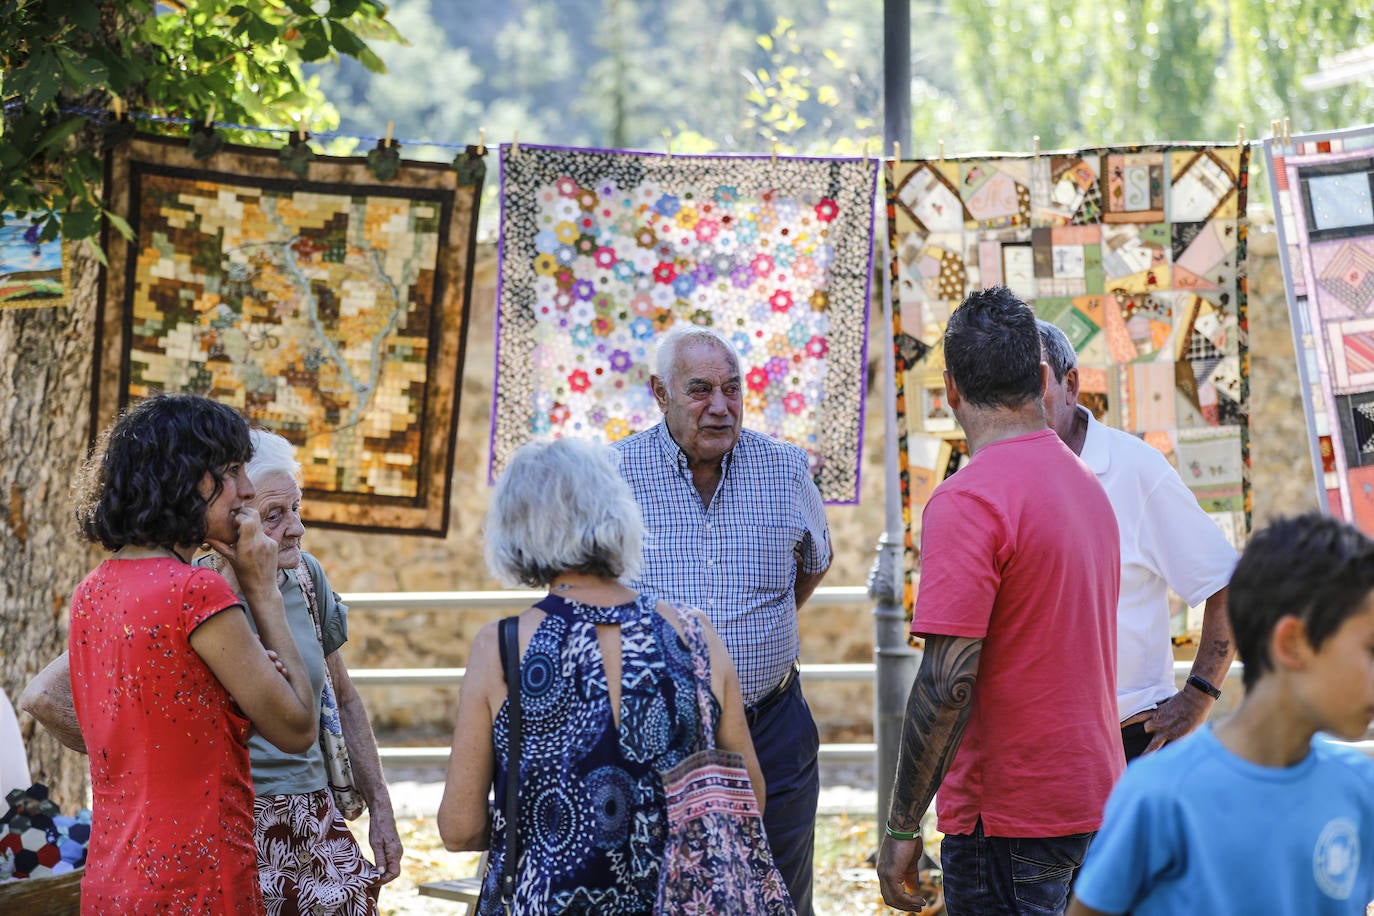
top-left (1236, 124), bottom-right (1245, 149)
top-left (511, 129), bottom-right (520, 156)
top-left (110, 96), bottom-right (126, 120)
top-left (477, 127), bottom-right (487, 157)
top-left (1283, 117), bottom-right (1292, 145)
top-left (770, 137), bottom-right (778, 166)
top-left (204, 105), bottom-right (215, 128)
top-left (295, 116), bottom-right (308, 143)
top-left (938, 139), bottom-right (945, 162)
top-left (1033, 135), bottom-right (1041, 158)
top-left (892, 140), bottom-right (901, 165)
top-left (663, 128), bottom-right (673, 160)
top-left (383, 120), bottom-right (395, 148)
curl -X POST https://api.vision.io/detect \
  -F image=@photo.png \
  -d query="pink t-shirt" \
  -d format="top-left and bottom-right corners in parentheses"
top-left (912, 429), bottom-right (1124, 837)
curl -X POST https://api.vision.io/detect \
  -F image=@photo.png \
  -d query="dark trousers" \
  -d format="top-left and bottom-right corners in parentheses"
top-left (1121, 719), bottom-right (1152, 762)
top-left (940, 818), bottom-right (1094, 916)
top-left (749, 674), bottom-right (820, 916)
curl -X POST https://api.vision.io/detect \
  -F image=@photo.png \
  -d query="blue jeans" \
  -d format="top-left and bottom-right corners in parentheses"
top-left (940, 818), bottom-right (1094, 915)
top-left (749, 675), bottom-right (820, 916)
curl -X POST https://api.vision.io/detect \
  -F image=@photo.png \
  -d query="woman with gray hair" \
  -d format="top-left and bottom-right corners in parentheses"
top-left (437, 437), bottom-right (765, 914)
top-left (208, 428), bottom-right (402, 914)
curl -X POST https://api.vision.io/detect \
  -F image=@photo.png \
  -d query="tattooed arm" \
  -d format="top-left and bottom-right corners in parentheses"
top-left (875, 633), bottom-right (983, 912)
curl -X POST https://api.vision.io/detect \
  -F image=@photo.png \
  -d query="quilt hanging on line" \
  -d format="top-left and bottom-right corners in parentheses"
top-left (493, 144), bottom-right (878, 503)
top-left (97, 135), bottom-right (485, 536)
top-left (889, 143), bottom-right (1251, 612)
top-left (1266, 124), bottom-right (1374, 534)
top-left (0, 214), bottom-right (69, 309)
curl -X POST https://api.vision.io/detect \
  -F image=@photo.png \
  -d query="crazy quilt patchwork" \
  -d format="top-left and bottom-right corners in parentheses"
top-left (1267, 125), bottom-right (1374, 535)
top-left (493, 144), bottom-right (878, 502)
top-left (97, 136), bottom-right (484, 536)
top-left (888, 143), bottom-right (1249, 612)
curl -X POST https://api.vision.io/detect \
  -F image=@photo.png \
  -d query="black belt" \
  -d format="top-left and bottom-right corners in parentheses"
top-left (745, 661), bottom-right (800, 726)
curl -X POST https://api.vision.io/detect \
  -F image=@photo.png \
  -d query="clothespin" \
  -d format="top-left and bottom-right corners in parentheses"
top-left (111, 97), bottom-right (126, 120)
top-left (384, 120), bottom-right (394, 148)
top-left (1283, 117), bottom-right (1292, 145)
top-left (770, 137), bottom-right (778, 166)
top-left (664, 128), bottom-right (673, 159)
top-left (1237, 124), bottom-right (1245, 149)
top-left (296, 117), bottom-right (307, 143)
top-left (511, 129), bottom-right (520, 156)
top-left (1033, 135), bottom-right (1041, 157)
top-left (477, 127), bottom-right (487, 157)
top-left (204, 105), bottom-right (215, 128)
top-left (893, 140), bottom-right (901, 165)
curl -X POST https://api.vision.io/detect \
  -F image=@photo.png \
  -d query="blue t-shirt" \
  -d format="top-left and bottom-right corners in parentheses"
top-left (1074, 725), bottom-right (1374, 915)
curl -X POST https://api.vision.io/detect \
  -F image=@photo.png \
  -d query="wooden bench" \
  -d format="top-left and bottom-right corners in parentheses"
top-left (418, 851), bottom-right (487, 914)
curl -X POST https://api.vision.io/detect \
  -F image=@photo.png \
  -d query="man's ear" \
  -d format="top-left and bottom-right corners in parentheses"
top-left (650, 375), bottom-right (669, 410)
top-left (1065, 366), bottom-right (1081, 405)
top-left (943, 370), bottom-right (961, 411)
top-left (1271, 615), bottom-right (1314, 671)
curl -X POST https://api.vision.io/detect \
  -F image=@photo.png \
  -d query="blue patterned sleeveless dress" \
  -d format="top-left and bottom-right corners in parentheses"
top-left (477, 592), bottom-right (707, 915)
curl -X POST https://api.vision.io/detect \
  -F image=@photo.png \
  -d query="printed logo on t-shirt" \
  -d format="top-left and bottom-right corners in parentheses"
top-left (1313, 817), bottom-right (1359, 900)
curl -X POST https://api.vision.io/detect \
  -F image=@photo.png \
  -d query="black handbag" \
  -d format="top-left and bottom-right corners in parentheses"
top-left (497, 616), bottom-right (522, 913)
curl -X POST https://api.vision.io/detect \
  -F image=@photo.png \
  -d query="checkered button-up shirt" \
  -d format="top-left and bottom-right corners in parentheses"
top-left (614, 422), bottom-right (832, 706)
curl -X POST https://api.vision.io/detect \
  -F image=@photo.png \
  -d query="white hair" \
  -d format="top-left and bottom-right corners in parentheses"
top-left (246, 427), bottom-right (301, 483)
top-left (654, 324), bottom-right (741, 389)
top-left (484, 438), bottom-right (642, 587)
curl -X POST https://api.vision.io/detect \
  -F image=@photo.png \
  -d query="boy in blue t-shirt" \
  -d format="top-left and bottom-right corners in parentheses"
top-left (1070, 513), bottom-right (1374, 916)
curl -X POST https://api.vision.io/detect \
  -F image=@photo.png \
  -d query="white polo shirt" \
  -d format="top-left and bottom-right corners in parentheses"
top-left (1078, 407), bottom-right (1238, 720)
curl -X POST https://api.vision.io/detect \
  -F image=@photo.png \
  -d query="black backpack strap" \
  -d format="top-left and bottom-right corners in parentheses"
top-left (498, 616), bottom-right (522, 910)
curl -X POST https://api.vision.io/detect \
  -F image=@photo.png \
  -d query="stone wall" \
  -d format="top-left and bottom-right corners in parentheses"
top-left (306, 206), bottom-right (1315, 742)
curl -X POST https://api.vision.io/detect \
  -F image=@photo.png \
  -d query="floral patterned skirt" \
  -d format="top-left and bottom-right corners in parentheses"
top-left (253, 789), bottom-right (381, 916)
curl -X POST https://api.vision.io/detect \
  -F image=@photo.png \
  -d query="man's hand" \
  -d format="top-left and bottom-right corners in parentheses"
top-left (369, 811), bottom-right (404, 884)
top-left (1142, 687), bottom-right (1212, 754)
top-left (876, 832), bottom-right (928, 912)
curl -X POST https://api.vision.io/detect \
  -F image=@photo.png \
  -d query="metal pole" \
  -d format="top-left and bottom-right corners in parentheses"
top-left (873, 0), bottom-right (918, 828)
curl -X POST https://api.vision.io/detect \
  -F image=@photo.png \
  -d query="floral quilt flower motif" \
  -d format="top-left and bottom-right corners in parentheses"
top-left (555, 177), bottom-right (580, 197)
top-left (805, 335), bottom-right (829, 358)
top-left (594, 246), bottom-right (618, 269)
top-left (573, 279), bottom-right (595, 301)
top-left (675, 207), bottom-right (700, 230)
top-left (769, 290), bottom-right (793, 312)
top-left (635, 227), bottom-right (658, 249)
top-left (746, 366), bottom-right (770, 392)
top-left (694, 219), bottom-right (720, 243)
top-left (814, 198), bottom-right (839, 222)
top-left (555, 221), bottom-right (581, 245)
top-left (751, 254), bottom-right (774, 277)
top-left (653, 261), bottom-right (678, 284)
top-left (654, 194), bottom-right (681, 217)
top-left (568, 369), bottom-right (592, 393)
top-left (592, 315), bottom-right (616, 337)
top-left (608, 349), bottom-right (633, 372)
top-left (782, 391), bottom-right (806, 414)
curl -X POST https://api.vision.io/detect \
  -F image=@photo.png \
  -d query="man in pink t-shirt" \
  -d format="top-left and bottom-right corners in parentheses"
top-left (876, 287), bottom-right (1125, 915)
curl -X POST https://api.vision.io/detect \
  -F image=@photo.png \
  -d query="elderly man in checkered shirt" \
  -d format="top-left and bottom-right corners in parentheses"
top-left (613, 324), bottom-right (832, 916)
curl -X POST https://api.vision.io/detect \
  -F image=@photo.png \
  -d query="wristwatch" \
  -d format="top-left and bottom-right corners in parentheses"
top-left (1185, 673), bottom-right (1222, 700)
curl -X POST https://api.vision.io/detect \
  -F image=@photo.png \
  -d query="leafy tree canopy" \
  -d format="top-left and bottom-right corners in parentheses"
top-left (0, 0), bottom-right (402, 249)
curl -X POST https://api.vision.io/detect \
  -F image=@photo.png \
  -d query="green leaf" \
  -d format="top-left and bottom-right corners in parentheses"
top-left (283, 0), bottom-right (314, 14)
top-left (56, 50), bottom-right (110, 89)
top-left (104, 210), bottom-right (134, 241)
top-left (330, 0), bottom-right (363, 17)
top-left (246, 13), bottom-right (278, 45)
top-left (67, 3), bottom-right (101, 33)
top-left (86, 240), bottom-right (109, 267)
top-left (26, 50), bottom-right (64, 109)
top-left (356, 46), bottom-right (386, 74)
top-left (61, 205), bottom-right (97, 240)
top-left (329, 22), bottom-right (365, 56)
top-left (33, 116), bottom-right (87, 155)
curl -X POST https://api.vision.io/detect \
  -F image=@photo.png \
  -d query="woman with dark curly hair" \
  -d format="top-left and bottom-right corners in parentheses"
top-left (42, 395), bottom-right (318, 915)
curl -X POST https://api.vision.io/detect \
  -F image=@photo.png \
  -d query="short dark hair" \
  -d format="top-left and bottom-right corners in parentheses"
top-left (1228, 513), bottom-right (1374, 690)
top-left (1037, 319), bottom-right (1077, 383)
top-left (943, 287), bottom-right (1044, 409)
top-left (76, 395), bottom-right (253, 551)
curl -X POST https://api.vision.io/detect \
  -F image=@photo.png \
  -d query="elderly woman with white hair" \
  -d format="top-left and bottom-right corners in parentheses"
top-left (23, 427), bottom-right (402, 915)
top-left (437, 437), bottom-right (767, 914)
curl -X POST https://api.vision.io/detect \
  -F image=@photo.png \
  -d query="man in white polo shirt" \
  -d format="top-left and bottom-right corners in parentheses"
top-left (1039, 320), bottom-right (1239, 760)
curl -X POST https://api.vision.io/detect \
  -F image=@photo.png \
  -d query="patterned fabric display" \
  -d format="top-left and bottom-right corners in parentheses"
top-left (1266, 125), bottom-right (1374, 533)
top-left (656, 607), bottom-right (795, 916)
top-left (494, 144), bottom-right (878, 502)
top-left (97, 136), bottom-right (485, 536)
top-left (888, 144), bottom-right (1250, 613)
